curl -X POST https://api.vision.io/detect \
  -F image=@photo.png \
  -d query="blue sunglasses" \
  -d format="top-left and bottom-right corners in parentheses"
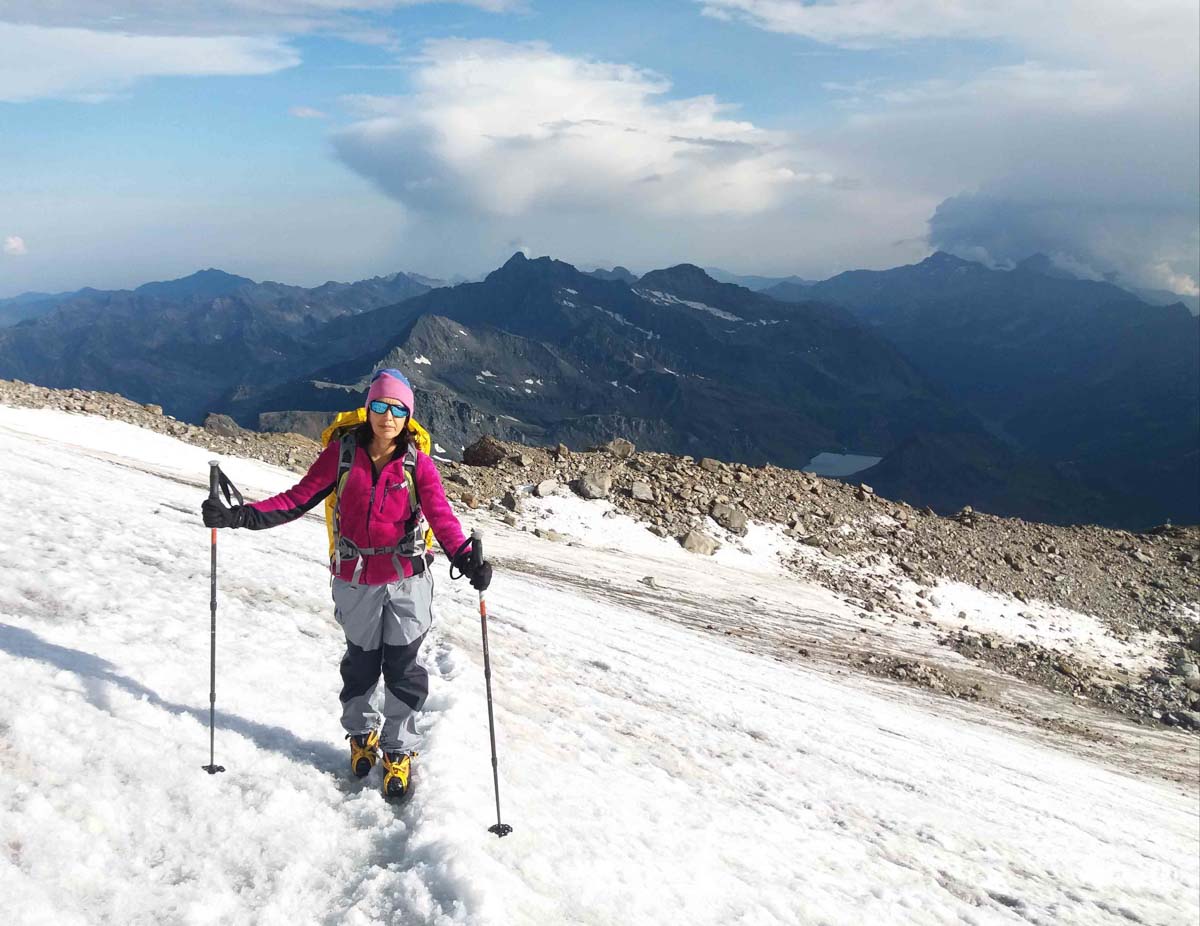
top-left (368, 400), bottom-right (410, 418)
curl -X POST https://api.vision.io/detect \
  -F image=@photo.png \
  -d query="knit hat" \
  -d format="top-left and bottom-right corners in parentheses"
top-left (366, 368), bottom-right (415, 416)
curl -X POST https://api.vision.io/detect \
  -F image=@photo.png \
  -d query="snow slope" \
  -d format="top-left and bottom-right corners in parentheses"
top-left (0, 407), bottom-right (1196, 926)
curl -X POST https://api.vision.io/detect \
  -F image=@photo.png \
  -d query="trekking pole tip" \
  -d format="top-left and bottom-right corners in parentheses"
top-left (488, 823), bottom-right (513, 838)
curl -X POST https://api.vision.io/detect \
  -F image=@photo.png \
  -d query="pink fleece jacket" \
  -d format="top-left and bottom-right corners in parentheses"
top-left (243, 440), bottom-right (468, 585)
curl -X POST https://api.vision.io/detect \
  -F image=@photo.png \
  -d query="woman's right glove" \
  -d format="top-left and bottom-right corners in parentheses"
top-left (202, 497), bottom-right (247, 529)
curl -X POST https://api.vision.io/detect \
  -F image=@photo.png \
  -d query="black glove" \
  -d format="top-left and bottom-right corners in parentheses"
top-left (452, 550), bottom-right (493, 591)
top-left (202, 498), bottom-right (246, 529)
top-left (469, 560), bottom-right (493, 592)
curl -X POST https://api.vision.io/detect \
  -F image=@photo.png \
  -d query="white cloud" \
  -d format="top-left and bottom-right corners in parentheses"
top-left (701, 1), bottom-right (1199, 292)
top-left (0, 1), bottom-right (525, 37)
top-left (289, 105), bottom-right (328, 118)
top-left (333, 39), bottom-right (836, 218)
top-left (697, 0), bottom-right (1198, 68)
top-left (0, 1), bottom-right (525, 102)
top-left (0, 23), bottom-right (300, 102)
top-left (3, 235), bottom-right (27, 256)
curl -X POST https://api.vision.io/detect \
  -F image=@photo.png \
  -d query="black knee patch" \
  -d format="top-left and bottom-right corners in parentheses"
top-left (382, 634), bottom-right (429, 712)
top-left (340, 641), bottom-right (383, 702)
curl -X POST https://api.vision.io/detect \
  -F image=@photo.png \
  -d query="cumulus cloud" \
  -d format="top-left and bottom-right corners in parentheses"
top-left (929, 192), bottom-right (1200, 295)
top-left (333, 39), bottom-right (836, 218)
top-left (3, 235), bottom-right (27, 256)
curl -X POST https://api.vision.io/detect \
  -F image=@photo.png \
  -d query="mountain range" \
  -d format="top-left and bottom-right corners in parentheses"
top-left (776, 252), bottom-right (1198, 527)
top-left (1, 253), bottom-right (1194, 528)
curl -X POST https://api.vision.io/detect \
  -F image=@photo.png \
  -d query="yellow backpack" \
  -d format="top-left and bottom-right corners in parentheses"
top-left (320, 408), bottom-right (435, 562)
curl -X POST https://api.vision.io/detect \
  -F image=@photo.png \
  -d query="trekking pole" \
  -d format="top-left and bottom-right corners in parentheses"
top-left (203, 461), bottom-right (226, 775)
top-left (473, 530), bottom-right (512, 837)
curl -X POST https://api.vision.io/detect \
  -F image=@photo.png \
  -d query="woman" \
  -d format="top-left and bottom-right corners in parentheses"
top-left (202, 368), bottom-right (493, 800)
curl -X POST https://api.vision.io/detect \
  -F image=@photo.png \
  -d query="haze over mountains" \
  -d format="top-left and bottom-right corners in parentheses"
top-left (0, 252), bottom-right (1194, 529)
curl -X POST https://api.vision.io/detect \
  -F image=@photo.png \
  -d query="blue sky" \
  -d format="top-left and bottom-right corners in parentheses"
top-left (1, 1), bottom-right (1197, 298)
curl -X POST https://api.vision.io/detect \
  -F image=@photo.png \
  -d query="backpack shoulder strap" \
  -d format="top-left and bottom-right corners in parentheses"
top-left (331, 433), bottom-right (359, 571)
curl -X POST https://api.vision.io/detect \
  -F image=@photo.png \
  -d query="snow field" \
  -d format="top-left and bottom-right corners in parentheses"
top-left (0, 407), bottom-right (1197, 925)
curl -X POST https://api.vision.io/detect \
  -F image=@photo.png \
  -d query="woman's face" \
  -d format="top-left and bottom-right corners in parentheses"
top-left (368, 396), bottom-right (408, 442)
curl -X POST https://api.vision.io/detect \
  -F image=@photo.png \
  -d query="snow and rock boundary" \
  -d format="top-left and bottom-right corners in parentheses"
top-left (1, 378), bottom-right (1197, 742)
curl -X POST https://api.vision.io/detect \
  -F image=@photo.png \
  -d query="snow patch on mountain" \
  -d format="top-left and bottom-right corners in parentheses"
top-left (635, 288), bottom-right (743, 322)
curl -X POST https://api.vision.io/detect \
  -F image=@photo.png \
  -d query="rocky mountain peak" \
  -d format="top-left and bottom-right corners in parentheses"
top-left (485, 251), bottom-right (589, 288)
top-left (134, 268), bottom-right (257, 300)
top-left (918, 251), bottom-right (975, 271)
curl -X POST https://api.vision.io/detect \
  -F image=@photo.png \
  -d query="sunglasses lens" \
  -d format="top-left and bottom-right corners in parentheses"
top-left (369, 400), bottom-right (408, 417)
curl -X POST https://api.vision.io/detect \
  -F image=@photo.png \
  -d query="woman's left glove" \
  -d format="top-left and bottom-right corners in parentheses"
top-left (468, 560), bottom-right (493, 591)
top-left (452, 550), bottom-right (493, 591)
top-left (202, 498), bottom-right (247, 529)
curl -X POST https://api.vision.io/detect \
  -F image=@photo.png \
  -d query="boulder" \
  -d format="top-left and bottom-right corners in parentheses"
top-left (501, 490), bottom-right (521, 512)
top-left (679, 529), bottom-right (719, 556)
top-left (699, 457), bottom-right (722, 473)
top-left (600, 438), bottom-right (636, 459)
top-left (534, 479), bottom-right (560, 498)
top-left (463, 435), bottom-right (507, 467)
top-left (631, 482), bottom-right (655, 502)
top-left (710, 501), bottom-right (748, 534)
top-left (572, 473), bottom-right (612, 500)
top-left (203, 413), bottom-right (243, 437)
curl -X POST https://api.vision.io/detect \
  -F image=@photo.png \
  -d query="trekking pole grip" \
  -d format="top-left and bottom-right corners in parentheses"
top-left (208, 460), bottom-right (220, 501)
top-left (471, 529), bottom-right (483, 570)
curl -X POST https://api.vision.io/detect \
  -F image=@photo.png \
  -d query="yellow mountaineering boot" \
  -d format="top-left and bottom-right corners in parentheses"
top-left (347, 729), bottom-right (381, 779)
top-left (381, 750), bottom-right (416, 802)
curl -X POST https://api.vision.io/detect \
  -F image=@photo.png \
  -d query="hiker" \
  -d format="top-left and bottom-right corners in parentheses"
top-left (201, 368), bottom-right (493, 799)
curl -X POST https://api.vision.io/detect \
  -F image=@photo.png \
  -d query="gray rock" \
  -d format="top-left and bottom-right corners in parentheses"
top-left (572, 473), bottom-right (612, 500)
top-left (501, 490), bottom-right (521, 512)
top-left (534, 478), bottom-right (560, 497)
top-left (600, 438), bottom-right (635, 459)
top-left (699, 457), bottom-right (722, 473)
top-left (710, 501), bottom-right (748, 534)
top-left (463, 435), bottom-right (507, 467)
top-left (679, 529), bottom-right (719, 556)
top-left (203, 413), bottom-right (243, 437)
top-left (631, 481), bottom-right (655, 502)
top-left (534, 528), bottom-right (565, 542)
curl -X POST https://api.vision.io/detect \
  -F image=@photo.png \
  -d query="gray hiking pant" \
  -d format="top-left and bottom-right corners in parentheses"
top-left (331, 569), bottom-right (435, 754)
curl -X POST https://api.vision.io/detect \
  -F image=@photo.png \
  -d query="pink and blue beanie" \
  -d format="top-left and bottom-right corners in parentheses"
top-left (366, 368), bottom-right (415, 416)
